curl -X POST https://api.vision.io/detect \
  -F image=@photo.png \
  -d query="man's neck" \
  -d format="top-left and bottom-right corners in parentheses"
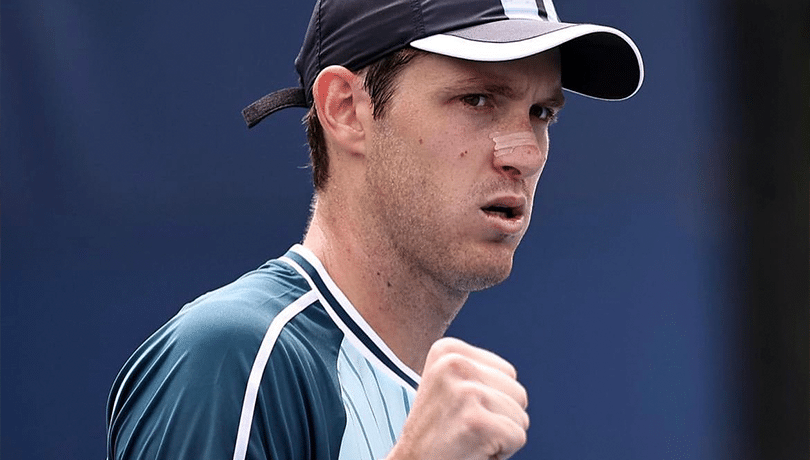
top-left (302, 201), bottom-right (467, 374)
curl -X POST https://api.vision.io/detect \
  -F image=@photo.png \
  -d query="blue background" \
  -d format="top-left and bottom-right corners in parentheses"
top-left (2, 0), bottom-right (767, 458)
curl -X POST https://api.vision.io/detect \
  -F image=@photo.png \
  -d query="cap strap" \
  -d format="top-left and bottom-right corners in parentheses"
top-left (242, 87), bottom-right (308, 128)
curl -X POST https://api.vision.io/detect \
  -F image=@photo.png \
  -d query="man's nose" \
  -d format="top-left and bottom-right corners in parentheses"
top-left (490, 129), bottom-right (547, 179)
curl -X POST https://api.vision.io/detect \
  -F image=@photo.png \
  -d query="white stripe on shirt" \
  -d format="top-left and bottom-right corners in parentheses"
top-left (231, 289), bottom-right (318, 460)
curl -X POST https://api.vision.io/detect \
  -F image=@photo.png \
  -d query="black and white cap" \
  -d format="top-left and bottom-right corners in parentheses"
top-left (243, 0), bottom-right (644, 128)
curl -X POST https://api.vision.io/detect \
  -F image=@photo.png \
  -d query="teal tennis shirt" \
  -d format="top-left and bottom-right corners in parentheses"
top-left (106, 245), bottom-right (420, 460)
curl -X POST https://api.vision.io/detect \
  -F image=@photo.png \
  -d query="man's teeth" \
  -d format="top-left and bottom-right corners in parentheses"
top-left (484, 206), bottom-right (515, 218)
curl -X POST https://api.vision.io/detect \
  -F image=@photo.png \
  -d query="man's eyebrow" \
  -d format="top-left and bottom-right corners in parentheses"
top-left (449, 76), bottom-right (517, 97)
top-left (546, 93), bottom-right (566, 109)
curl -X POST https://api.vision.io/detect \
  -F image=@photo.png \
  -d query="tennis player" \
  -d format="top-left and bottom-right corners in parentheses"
top-left (106, 0), bottom-right (643, 459)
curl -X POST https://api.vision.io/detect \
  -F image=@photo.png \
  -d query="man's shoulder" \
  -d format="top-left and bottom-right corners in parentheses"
top-left (108, 253), bottom-right (344, 415)
top-left (181, 257), bottom-right (308, 318)
top-left (161, 256), bottom-right (338, 359)
top-left (106, 256), bottom-right (347, 460)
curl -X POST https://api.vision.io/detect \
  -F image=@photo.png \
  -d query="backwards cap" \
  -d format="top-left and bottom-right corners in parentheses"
top-left (242, 0), bottom-right (644, 128)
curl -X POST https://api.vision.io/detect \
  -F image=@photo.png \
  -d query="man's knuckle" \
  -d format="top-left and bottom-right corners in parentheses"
top-left (514, 425), bottom-right (528, 448)
top-left (460, 408), bottom-right (490, 436)
top-left (432, 337), bottom-right (466, 355)
top-left (500, 421), bottom-right (527, 454)
top-left (436, 352), bottom-right (474, 377)
top-left (456, 380), bottom-right (485, 401)
top-left (505, 362), bottom-right (517, 379)
top-left (517, 384), bottom-right (529, 409)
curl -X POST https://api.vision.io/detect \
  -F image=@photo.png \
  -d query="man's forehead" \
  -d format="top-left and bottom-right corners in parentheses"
top-left (413, 51), bottom-right (563, 101)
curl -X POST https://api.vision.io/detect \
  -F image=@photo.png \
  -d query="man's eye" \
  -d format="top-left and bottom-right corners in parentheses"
top-left (461, 95), bottom-right (488, 107)
top-left (532, 105), bottom-right (559, 123)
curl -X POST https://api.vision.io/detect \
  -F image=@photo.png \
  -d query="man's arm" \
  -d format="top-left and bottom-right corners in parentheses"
top-left (106, 299), bottom-right (341, 460)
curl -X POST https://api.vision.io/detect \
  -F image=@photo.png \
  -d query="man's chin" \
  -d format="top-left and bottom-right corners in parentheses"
top-left (447, 259), bottom-right (513, 292)
top-left (464, 270), bottom-right (512, 292)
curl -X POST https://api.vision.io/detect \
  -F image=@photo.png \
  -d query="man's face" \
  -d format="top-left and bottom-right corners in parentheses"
top-left (361, 49), bottom-right (563, 294)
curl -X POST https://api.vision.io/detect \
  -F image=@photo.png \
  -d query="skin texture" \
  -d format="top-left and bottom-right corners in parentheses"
top-left (303, 49), bottom-right (563, 460)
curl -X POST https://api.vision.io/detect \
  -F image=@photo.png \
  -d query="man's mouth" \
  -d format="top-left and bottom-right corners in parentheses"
top-left (479, 196), bottom-right (527, 236)
top-left (481, 205), bottom-right (521, 220)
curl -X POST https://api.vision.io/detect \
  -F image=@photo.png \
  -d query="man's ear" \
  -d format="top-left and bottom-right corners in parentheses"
top-left (312, 66), bottom-right (372, 156)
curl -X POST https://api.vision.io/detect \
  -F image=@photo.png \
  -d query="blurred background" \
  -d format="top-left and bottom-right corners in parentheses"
top-left (2, 0), bottom-right (807, 458)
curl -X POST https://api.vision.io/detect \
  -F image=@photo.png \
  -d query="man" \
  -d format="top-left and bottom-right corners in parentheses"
top-left (106, 0), bottom-right (643, 459)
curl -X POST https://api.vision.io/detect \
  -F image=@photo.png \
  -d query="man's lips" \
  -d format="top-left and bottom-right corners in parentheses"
top-left (480, 196), bottom-right (527, 234)
top-left (481, 196), bottom-right (526, 219)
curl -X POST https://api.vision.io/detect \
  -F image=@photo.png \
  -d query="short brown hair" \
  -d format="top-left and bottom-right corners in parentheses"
top-left (304, 47), bottom-right (425, 191)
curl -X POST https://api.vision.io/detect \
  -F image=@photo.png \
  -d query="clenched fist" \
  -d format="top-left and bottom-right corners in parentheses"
top-left (387, 337), bottom-right (529, 460)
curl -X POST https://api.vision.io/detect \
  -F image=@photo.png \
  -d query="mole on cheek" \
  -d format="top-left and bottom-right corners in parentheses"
top-left (459, 150), bottom-right (467, 158)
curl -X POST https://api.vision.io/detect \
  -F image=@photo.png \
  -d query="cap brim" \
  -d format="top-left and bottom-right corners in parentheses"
top-left (410, 19), bottom-right (644, 101)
